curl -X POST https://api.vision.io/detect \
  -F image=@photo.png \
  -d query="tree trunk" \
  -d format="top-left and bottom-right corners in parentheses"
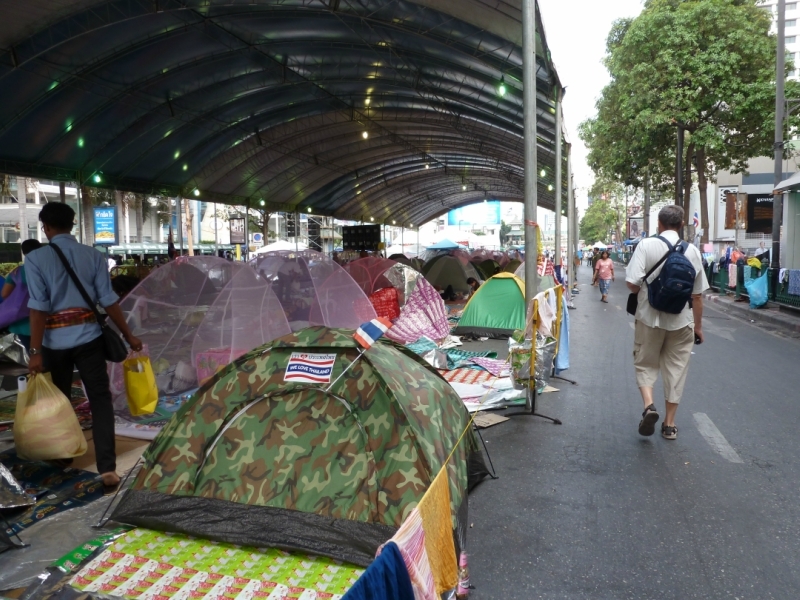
top-left (135, 195), bottom-right (144, 243)
top-left (263, 212), bottom-right (271, 239)
top-left (115, 190), bottom-right (125, 245)
top-left (81, 186), bottom-right (94, 245)
top-left (185, 198), bottom-right (195, 256)
top-left (696, 147), bottom-right (710, 244)
top-left (683, 142), bottom-right (693, 211)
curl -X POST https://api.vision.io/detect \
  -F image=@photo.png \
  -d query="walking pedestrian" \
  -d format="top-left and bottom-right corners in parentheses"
top-left (594, 251), bottom-right (614, 302)
top-left (625, 205), bottom-right (708, 440)
top-left (25, 203), bottom-right (143, 491)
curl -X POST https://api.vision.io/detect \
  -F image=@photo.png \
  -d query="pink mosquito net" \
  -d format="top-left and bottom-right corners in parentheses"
top-left (110, 257), bottom-right (244, 400)
top-left (344, 257), bottom-right (450, 344)
top-left (249, 250), bottom-right (377, 331)
top-left (191, 267), bottom-right (292, 386)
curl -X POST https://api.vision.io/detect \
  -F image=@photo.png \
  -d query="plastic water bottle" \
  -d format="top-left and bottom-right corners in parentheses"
top-left (456, 551), bottom-right (469, 598)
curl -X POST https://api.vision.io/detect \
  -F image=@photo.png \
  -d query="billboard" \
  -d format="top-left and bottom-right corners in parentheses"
top-left (93, 207), bottom-right (117, 245)
top-left (229, 218), bottom-right (246, 244)
top-left (447, 201), bottom-right (501, 227)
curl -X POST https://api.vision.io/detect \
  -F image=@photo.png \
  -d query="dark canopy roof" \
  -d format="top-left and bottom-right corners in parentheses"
top-left (0, 0), bottom-right (565, 226)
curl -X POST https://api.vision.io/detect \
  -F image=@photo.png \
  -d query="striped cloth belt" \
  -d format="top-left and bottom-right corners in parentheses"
top-left (46, 308), bottom-right (97, 329)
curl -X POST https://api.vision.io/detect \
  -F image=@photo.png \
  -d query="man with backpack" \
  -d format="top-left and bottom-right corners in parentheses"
top-left (625, 205), bottom-right (708, 440)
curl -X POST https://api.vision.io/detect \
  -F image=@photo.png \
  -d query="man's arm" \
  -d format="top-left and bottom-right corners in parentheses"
top-left (627, 282), bottom-right (641, 294)
top-left (104, 303), bottom-right (143, 352)
top-left (692, 294), bottom-right (704, 343)
top-left (28, 309), bottom-right (46, 374)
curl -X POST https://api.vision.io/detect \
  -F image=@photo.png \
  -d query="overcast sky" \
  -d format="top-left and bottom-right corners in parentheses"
top-left (538, 0), bottom-right (644, 208)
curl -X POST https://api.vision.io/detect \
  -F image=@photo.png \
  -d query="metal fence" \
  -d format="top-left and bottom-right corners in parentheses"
top-left (707, 263), bottom-right (800, 309)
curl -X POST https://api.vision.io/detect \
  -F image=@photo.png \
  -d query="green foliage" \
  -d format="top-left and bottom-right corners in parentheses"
top-left (581, 0), bottom-right (799, 241)
top-left (0, 263), bottom-right (21, 277)
top-left (499, 220), bottom-right (511, 245)
top-left (580, 201), bottom-right (617, 245)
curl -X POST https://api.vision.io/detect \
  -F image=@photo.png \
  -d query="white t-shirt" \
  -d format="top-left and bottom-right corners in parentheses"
top-left (625, 230), bottom-right (709, 331)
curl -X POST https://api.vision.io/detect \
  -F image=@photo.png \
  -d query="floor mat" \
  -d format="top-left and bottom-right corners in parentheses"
top-left (439, 368), bottom-right (495, 385)
top-left (71, 528), bottom-right (364, 599)
top-left (0, 449), bottom-right (104, 536)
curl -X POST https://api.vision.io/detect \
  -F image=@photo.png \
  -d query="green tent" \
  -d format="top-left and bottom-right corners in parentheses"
top-left (112, 327), bottom-right (488, 566)
top-left (475, 259), bottom-right (500, 279)
top-left (453, 272), bottom-right (526, 338)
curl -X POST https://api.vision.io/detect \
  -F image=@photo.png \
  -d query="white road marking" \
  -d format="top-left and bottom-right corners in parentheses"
top-left (692, 413), bottom-right (743, 463)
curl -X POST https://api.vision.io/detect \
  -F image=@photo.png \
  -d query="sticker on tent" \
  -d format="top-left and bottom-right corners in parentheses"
top-left (284, 353), bottom-right (337, 383)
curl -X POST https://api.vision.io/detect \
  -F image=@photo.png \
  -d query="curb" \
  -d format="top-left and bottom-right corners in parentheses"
top-left (704, 293), bottom-right (800, 333)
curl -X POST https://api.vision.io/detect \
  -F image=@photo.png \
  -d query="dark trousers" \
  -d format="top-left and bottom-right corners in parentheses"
top-left (43, 336), bottom-right (116, 474)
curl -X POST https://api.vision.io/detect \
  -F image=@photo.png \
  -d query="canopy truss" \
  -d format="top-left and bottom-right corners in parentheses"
top-left (0, 0), bottom-right (565, 225)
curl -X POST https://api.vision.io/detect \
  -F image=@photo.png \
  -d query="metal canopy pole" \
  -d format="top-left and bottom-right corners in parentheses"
top-left (566, 144), bottom-right (574, 292)
top-left (513, 0), bottom-right (560, 425)
top-left (522, 0), bottom-right (539, 302)
top-left (554, 88), bottom-right (563, 268)
top-left (773, 0), bottom-right (786, 269)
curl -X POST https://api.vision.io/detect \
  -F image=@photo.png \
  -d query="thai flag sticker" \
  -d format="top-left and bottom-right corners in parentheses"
top-left (284, 353), bottom-right (337, 384)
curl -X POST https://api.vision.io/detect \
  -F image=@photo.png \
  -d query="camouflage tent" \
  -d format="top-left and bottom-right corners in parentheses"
top-left (112, 327), bottom-right (488, 566)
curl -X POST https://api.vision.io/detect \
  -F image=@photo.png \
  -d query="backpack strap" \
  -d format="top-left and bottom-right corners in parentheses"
top-left (642, 236), bottom-right (673, 286)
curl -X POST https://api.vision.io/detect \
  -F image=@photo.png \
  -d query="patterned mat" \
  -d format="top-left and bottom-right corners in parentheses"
top-left (438, 368), bottom-right (495, 385)
top-left (71, 528), bottom-right (364, 599)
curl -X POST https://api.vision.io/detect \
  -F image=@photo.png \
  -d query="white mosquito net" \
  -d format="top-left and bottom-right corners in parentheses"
top-left (249, 250), bottom-right (376, 331)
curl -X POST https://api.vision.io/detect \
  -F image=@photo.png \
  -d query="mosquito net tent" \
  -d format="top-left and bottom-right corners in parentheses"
top-left (112, 257), bottom-right (244, 401)
top-left (249, 250), bottom-right (377, 331)
top-left (191, 267), bottom-right (292, 386)
top-left (514, 260), bottom-right (557, 291)
top-left (343, 257), bottom-right (450, 343)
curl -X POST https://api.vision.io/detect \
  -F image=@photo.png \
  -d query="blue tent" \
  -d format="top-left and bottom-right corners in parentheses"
top-left (426, 239), bottom-right (465, 250)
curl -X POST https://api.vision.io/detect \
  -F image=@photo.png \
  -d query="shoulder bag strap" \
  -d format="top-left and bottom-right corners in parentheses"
top-left (49, 243), bottom-right (106, 324)
top-left (642, 236), bottom-right (674, 286)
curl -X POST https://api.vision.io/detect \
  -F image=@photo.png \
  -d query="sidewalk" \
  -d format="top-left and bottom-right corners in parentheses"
top-left (704, 291), bottom-right (800, 336)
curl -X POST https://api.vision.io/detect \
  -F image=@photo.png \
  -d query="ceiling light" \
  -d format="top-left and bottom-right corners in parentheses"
top-left (540, 169), bottom-right (546, 177)
top-left (462, 185), bottom-right (467, 191)
top-left (370, 217), bottom-right (374, 222)
top-left (409, 223), bottom-right (413, 227)
top-left (193, 188), bottom-right (200, 197)
top-left (77, 138), bottom-right (85, 148)
top-left (307, 207), bottom-right (312, 213)
top-left (92, 173), bottom-right (102, 184)
top-left (365, 98), bottom-right (371, 106)
top-left (425, 164), bottom-right (430, 169)
top-left (182, 164), bottom-right (188, 171)
top-left (392, 220), bottom-right (396, 225)
top-left (548, 184), bottom-right (554, 191)
top-left (362, 131), bottom-right (369, 139)
top-left (498, 75), bottom-right (507, 97)
top-left (259, 200), bottom-right (265, 206)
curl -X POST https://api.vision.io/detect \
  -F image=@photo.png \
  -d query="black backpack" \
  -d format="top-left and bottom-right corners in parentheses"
top-left (645, 236), bottom-right (696, 314)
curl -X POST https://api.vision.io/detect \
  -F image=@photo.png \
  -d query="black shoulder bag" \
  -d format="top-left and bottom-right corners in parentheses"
top-left (626, 238), bottom-right (672, 316)
top-left (50, 244), bottom-right (129, 363)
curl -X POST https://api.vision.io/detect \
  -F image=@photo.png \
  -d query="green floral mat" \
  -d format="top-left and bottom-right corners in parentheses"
top-left (71, 528), bottom-right (364, 599)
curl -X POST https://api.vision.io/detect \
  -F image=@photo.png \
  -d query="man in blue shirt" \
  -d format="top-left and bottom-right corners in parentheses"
top-left (25, 202), bottom-right (142, 491)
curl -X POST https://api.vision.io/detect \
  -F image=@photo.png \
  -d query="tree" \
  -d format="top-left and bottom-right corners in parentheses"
top-left (581, 0), bottom-right (800, 243)
top-left (499, 220), bottom-right (511, 246)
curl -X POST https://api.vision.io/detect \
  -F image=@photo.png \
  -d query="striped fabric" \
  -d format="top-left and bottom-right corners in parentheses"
top-left (45, 308), bottom-right (96, 330)
top-left (380, 507), bottom-right (436, 600)
top-left (439, 368), bottom-right (494, 385)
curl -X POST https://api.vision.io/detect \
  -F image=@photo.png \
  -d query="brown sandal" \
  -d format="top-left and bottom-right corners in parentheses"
top-left (638, 404), bottom-right (659, 436)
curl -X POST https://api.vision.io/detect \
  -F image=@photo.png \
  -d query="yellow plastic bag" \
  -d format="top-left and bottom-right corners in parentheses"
top-left (124, 355), bottom-right (158, 416)
top-left (14, 373), bottom-right (87, 461)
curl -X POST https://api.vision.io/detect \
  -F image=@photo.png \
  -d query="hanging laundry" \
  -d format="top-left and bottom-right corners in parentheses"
top-left (728, 263), bottom-right (738, 289)
top-left (381, 508), bottom-right (436, 600)
top-left (555, 295), bottom-right (570, 374)
top-left (340, 542), bottom-right (415, 600)
top-left (418, 469), bottom-right (458, 595)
